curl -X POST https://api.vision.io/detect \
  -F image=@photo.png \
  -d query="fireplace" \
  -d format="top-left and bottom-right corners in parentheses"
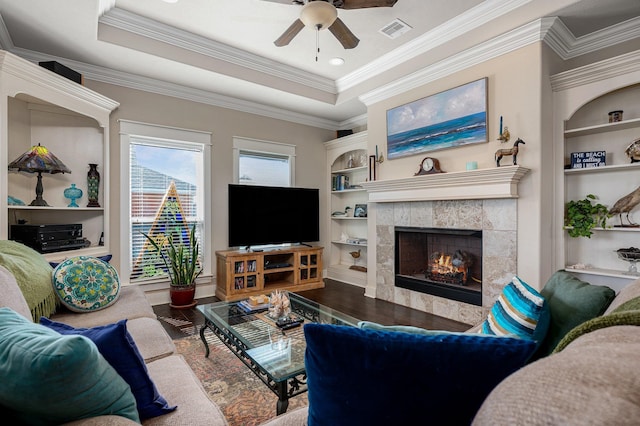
top-left (395, 227), bottom-right (482, 306)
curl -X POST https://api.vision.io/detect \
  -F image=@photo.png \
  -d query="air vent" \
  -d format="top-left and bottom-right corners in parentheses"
top-left (379, 18), bottom-right (412, 39)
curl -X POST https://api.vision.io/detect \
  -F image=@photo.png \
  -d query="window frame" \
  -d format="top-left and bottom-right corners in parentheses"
top-left (232, 137), bottom-right (296, 187)
top-left (119, 120), bottom-right (212, 286)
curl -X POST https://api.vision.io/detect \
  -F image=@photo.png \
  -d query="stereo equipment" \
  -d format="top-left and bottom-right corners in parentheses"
top-left (10, 224), bottom-right (88, 253)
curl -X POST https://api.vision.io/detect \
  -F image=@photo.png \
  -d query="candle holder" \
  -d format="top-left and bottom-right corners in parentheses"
top-left (497, 126), bottom-right (510, 143)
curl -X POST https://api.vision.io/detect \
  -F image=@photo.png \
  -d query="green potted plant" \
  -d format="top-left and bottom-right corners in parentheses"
top-left (564, 194), bottom-right (610, 238)
top-left (142, 224), bottom-right (202, 308)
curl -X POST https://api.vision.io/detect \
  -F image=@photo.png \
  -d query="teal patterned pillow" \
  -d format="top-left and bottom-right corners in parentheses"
top-left (52, 256), bottom-right (120, 312)
top-left (481, 276), bottom-right (550, 345)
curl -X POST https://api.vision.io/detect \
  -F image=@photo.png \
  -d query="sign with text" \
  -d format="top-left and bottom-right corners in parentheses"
top-left (570, 151), bottom-right (606, 169)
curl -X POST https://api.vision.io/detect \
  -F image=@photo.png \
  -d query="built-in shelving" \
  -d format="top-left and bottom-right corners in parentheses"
top-left (552, 56), bottom-right (640, 287)
top-left (0, 51), bottom-right (119, 262)
top-left (324, 131), bottom-right (369, 288)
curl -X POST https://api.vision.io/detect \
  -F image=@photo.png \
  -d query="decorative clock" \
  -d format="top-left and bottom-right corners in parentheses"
top-left (415, 157), bottom-right (445, 175)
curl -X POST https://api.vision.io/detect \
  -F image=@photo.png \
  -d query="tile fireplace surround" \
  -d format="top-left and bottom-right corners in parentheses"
top-left (362, 166), bottom-right (529, 326)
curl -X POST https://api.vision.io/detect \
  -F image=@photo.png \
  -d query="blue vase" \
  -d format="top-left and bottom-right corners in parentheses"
top-left (64, 183), bottom-right (83, 208)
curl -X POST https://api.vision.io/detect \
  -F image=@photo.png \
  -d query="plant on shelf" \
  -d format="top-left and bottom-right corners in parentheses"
top-left (564, 194), bottom-right (611, 238)
top-left (142, 224), bottom-right (202, 307)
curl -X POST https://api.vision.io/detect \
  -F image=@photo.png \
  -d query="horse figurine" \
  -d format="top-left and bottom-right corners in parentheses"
top-left (495, 138), bottom-right (525, 167)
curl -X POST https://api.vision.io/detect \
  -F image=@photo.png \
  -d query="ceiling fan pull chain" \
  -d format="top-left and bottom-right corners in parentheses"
top-left (315, 24), bottom-right (320, 62)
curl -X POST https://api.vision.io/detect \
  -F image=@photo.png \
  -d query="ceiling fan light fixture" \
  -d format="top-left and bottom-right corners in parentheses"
top-left (300, 1), bottom-right (338, 30)
top-left (329, 57), bottom-right (345, 66)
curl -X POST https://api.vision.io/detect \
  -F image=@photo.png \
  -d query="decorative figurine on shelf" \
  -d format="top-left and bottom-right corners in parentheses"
top-left (495, 138), bottom-right (525, 167)
top-left (269, 290), bottom-right (291, 320)
top-left (332, 206), bottom-right (352, 217)
top-left (609, 186), bottom-right (640, 227)
top-left (349, 249), bottom-right (367, 272)
top-left (63, 183), bottom-right (83, 208)
top-left (87, 163), bottom-right (100, 207)
top-left (625, 138), bottom-right (640, 163)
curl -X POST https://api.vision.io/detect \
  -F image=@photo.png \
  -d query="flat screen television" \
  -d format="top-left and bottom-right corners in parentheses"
top-left (228, 184), bottom-right (320, 248)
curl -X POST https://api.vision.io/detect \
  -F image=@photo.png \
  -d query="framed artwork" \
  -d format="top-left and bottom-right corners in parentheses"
top-left (386, 78), bottom-right (488, 160)
top-left (354, 204), bottom-right (367, 218)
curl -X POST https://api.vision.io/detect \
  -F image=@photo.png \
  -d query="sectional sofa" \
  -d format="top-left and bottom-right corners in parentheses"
top-left (264, 272), bottom-right (640, 425)
top-left (0, 240), bottom-right (227, 425)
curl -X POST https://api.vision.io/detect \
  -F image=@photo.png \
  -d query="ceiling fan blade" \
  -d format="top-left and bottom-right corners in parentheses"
top-left (339, 0), bottom-right (398, 9)
top-left (328, 17), bottom-right (360, 49)
top-left (274, 19), bottom-right (305, 47)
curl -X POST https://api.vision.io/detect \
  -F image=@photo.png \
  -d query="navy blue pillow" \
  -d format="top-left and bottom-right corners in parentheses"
top-left (40, 318), bottom-right (176, 420)
top-left (304, 324), bottom-right (536, 426)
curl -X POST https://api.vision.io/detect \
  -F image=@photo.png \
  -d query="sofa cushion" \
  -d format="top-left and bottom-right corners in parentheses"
top-left (51, 285), bottom-right (156, 328)
top-left (0, 265), bottom-right (32, 320)
top-left (537, 271), bottom-right (615, 356)
top-left (0, 307), bottom-right (139, 424)
top-left (553, 295), bottom-right (640, 353)
top-left (52, 255), bottom-right (120, 312)
top-left (472, 325), bottom-right (640, 425)
top-left (480, 276), bottom-right (550, 345)
top-left (40, 317), bottom-right (176, 421)
top-left (0, 240), bottom-right (56, 320)
top-left (603, 277), bottom-right (640, 314)
top-left (304, 323), bottom-right (536, 426)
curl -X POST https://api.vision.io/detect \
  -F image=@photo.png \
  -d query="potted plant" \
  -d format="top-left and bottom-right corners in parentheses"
top-left (142, 224), bottom-right (202, 308)
top-left (565, 194), bottom-right (610, 238)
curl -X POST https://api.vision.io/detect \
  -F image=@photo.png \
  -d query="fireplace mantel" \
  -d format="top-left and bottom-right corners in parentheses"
top-left (361, 165), bottom-right (530, 203)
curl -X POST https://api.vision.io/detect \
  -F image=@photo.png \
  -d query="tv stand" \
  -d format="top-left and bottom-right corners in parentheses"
top-left (216, 245), bottom-right (324, 301)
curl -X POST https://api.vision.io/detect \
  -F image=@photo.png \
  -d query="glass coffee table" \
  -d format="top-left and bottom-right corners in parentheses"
top-left (197, 292), bottom-right (359, 415)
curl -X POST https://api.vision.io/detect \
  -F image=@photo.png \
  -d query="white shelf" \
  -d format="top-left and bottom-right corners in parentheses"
top-left (331, 165), bottom-right (367, 174)
top-left (564, 163), bottom-right (640, 175)
top-left (564, 226), bottom-right (640, 232)
top-left (9, 206), bottom-right (105, 211)
top-left (564, 266), bottom-right (639, 280)
top-left (331, 216), bottom-right (367, 220)
top-left (564, 117), bottom-right (640, 138)
top-left (331, 188), bottom-right (366, 194)
top-left (331, 240), bottom-right (368, 247)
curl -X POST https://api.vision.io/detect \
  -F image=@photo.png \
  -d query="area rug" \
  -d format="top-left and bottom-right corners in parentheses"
top-left (174, 330), bottom-right (308, 426)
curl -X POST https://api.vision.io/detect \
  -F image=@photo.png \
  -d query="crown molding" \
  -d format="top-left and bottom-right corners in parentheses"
top-left (359, 18), bottom-right (547, 106)
top-left (550, 49), bottom-right (640, 92)
top-left (544, 15), bottom-right (640, 60)
top-left (337, 0), bottom-right (532, 92)
top-left (99, 7), bottom-right (337, 95)
top-left (11, 47), bottom-right (343, 130)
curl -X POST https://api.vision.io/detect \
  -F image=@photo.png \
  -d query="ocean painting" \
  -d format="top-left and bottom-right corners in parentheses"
top-left (386, 78), bottom-right (488, 159)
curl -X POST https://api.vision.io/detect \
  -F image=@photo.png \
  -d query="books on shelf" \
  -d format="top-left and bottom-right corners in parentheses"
top-left (346, 238), bottom-right (367, 245)
top-left (331, 174), bottom-right (350, 191)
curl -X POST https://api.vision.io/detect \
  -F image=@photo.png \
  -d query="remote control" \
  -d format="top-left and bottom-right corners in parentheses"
top-left (281, 322), bottom-right (302, 330)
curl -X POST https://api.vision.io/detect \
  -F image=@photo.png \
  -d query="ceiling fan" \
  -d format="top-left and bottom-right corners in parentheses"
top-left (268, 0), bottom-right (398, 50)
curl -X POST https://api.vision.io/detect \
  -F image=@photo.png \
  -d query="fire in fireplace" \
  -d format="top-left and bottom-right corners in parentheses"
top-left (395, 227), bottom-right (482, 305)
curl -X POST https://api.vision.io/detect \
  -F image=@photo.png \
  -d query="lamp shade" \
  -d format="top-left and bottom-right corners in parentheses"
top-left (8, 143), bottom-right (71, 174)
top-left (300, 1), bottom-right (337, 30)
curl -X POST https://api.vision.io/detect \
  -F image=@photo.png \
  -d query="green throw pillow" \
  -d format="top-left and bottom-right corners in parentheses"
top-left (0, 240), bottom-right (57, 320)
top-left (537, 271), bottom-right (616, 357)
top-left (0, 307), bottom-right (139, 424)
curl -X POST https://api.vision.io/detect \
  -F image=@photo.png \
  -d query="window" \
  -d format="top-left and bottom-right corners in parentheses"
top-left (233, 137), bottom-right (295, 187)
top-left (119, 121), bottom-right (212, 284)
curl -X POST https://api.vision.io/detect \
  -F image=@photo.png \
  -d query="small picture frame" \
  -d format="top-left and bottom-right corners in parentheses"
top-left (354, 204), bottom-right (367, 218)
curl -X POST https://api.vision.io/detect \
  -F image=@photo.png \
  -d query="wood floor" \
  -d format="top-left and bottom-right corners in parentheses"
top-left (152, 279), bottom-right (471, 339)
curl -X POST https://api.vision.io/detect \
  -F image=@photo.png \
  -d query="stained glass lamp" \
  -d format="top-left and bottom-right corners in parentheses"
top-left (8, 143), bottom-right (71, 207)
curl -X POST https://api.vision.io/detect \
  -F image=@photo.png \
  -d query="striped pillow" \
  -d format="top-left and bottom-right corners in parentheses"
top-left (481, 276), bottom-right (550, 343)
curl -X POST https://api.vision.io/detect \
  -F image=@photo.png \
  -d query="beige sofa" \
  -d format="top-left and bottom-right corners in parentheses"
top-left (264, 276), bottom-right (640, 426)
top-left (0, 263), bottom-right (227, 425)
